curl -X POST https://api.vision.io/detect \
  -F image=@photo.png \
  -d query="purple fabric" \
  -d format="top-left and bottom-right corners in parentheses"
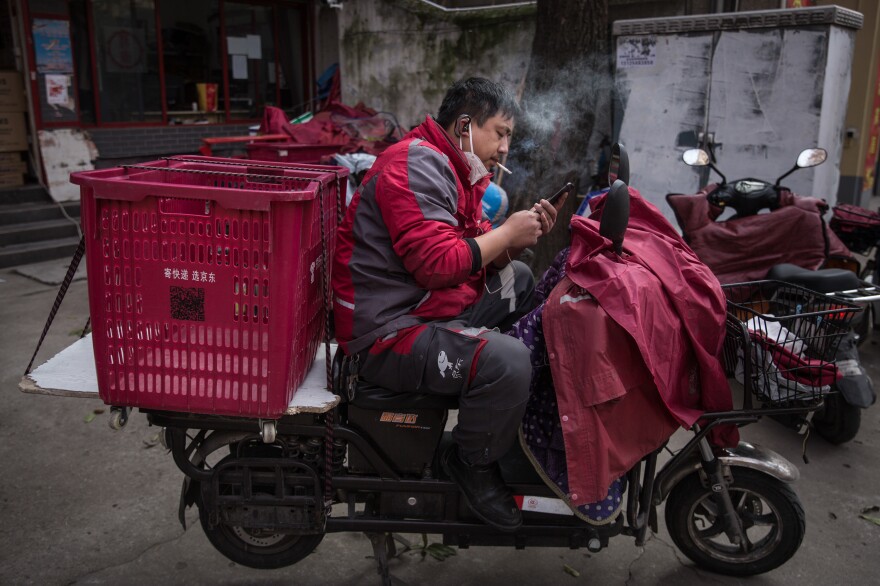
top-left (507, 248), bottom-right (624, 523)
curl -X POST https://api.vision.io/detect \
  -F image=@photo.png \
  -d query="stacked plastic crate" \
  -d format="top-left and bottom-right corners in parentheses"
top-left (71, 156), bottom-right (348, 418)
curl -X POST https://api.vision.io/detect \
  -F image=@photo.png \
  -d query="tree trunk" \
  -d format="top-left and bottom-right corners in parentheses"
top-left (506, 0), bottom-right (609, 275)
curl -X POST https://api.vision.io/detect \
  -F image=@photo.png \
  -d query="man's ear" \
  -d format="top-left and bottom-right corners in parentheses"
top-left (455, 115), bottom-right (472, 138)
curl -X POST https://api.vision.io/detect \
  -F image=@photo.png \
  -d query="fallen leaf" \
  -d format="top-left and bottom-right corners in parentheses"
top-left (564, 564), bottom-right (580, 577)
top-left (425, 543), bottom-right (456, 561)
top-left (410, 541), bottom-right (456, 561)
top-left (142, 432), bottom-right (161, 449)
top-left (859, 514), bottom-right (880, 527)
top-left (829, 512), bottom-right (838, 520)
top-left (84, 412), bottom-right (96, 423)
top-left (860, 506), bottom-right (879, 514)
top-left (93, 408), bottom-right (105, 415)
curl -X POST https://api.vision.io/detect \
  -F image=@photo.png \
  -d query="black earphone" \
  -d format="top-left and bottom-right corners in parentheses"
top-left (454, 114), bottom-right (472, 138)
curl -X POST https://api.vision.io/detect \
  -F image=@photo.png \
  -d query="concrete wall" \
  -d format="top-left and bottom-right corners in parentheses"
top-left (315, 5), bottom-right (341, 80)
top-left (336, 0), bottom-right (535, 130)
top-left (614, 6), bottom-right (861, 222)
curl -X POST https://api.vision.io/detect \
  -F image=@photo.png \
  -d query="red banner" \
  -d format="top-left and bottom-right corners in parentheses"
top-left (864, 58), bottom-right (880, 193)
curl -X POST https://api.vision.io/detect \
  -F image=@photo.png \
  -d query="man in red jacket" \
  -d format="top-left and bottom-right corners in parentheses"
top-left (332, 78), bottom-right (565, 530)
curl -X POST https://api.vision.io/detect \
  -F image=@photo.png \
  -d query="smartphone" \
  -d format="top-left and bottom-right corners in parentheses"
top-left (539, 182), bottom-right (574, 206)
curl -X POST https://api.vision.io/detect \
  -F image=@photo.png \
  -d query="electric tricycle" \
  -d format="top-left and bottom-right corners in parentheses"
top-left (20, 148), bottom-right (858, 583)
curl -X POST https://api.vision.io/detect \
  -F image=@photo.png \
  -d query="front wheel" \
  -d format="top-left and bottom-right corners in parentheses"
top-left (665, 468), bottom-right (805, 576)
top-left (813, 393), bottom-right (861, 445)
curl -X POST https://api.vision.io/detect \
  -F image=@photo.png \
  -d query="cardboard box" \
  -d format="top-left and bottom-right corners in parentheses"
top-left (0, 151), bottom-right (23, 166)
top-left (0, 113), bottom-right (27, 152)
top-left (0, 153), bottom-right (26, 173)
top-left (0, 71), bottom-right (26, 112)
top-left (0, 171), bottom-right (25, 188)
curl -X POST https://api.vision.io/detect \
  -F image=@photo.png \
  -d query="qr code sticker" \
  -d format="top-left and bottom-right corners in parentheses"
top-left (170, 286), bottom-right (205, 321)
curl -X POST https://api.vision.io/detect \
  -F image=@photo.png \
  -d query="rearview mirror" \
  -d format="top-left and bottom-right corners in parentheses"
top-left (796, 148), bottom-right (827, 169)
top-left (683, 149), bottom-right (711, 167)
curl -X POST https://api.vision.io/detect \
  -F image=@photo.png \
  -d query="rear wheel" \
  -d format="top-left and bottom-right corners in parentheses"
top-left (813, 393), bottom-right (861, 445)
top-left (665, 468), bottom-right (805, 576)
top-left (196, 453), bottom-right (325, 569)
top-left (197, 503), bottom-right (324, 569)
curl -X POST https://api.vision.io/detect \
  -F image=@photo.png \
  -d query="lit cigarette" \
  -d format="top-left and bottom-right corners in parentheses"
top-left (496, 162), bottom-right (512, 175)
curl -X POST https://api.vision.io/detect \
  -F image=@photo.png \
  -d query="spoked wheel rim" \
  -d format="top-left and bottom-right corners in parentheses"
top-left (228, 526), bottom-right (293, 549)
top-left (686, 487), bottom-right (784, 564)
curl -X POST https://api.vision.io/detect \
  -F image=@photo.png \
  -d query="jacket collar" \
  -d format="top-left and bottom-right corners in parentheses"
top-left (405, 116), bottom-right (491, 189)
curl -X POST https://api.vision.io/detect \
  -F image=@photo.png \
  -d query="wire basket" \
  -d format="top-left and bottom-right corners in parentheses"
top-left (830, 204), bottom-right (880, 254)
top-left (721, 281), bottom-right (860, 405)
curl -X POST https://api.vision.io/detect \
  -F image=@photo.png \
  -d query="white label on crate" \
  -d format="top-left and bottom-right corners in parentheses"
top-left (514, 495), bottom-right (574, 516)
top-left (164, 267), bottom-right (215, 283)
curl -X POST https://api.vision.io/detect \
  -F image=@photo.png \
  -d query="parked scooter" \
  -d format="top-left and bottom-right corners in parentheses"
top-left (829, 203), bottom-right (880, 340)
top-left (138, 146), bottom-right (858, 582)
top-left (667, 147), bottom-right (878, 444)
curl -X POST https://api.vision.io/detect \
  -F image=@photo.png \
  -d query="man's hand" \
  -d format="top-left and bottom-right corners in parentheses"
top-left (532, 192), bottom-right (568, 236)
top-left (475, 193), bottom-right (566, 269)
top-left (499, 209), bottom-right (543, 249)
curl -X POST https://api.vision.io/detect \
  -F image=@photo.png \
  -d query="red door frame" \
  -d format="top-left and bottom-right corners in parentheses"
top-left (21, 0), bottom-right (312, 131)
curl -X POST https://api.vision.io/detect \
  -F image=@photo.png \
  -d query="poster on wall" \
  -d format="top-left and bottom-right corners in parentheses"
top-left (617, 36), bottom-right (657, 68)
top-left (32, 18), bottom-right (77, 123)
top-left (45, 75), bottom-right (69, 105)
top-left (33, 19), bottom-right (74, 74)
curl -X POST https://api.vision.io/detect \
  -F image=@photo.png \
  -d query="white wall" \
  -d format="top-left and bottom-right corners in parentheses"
top-left (616, 19), bottom-right (859, 223)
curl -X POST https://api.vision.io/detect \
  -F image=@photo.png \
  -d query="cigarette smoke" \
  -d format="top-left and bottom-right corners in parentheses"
top-left (504, 55), bottom-right (616, 205)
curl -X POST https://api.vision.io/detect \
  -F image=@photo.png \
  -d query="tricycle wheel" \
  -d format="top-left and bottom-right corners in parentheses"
top-left (197, 493), bottom-right (324, 569)
top-left (813, 393), bottom-right (861, 444)
top-left (664, 468), bottom-right (804, 576)
top-left (108, 408), bottom-right (128, 430)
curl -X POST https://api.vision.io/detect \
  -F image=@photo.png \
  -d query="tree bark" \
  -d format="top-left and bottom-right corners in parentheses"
top-left (505, 0), bottom-right (610, 275)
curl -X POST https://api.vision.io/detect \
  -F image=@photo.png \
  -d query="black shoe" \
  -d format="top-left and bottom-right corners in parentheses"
top-left (441, 444), bottom-right (522, 532)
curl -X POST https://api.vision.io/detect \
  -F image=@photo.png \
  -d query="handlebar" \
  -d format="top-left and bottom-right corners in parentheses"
top-left (708, 179), bottom-right (779, 217)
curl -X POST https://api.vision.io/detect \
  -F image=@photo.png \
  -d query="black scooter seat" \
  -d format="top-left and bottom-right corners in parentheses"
top-left (766, 263), bottom-right (859, 294)
top-left (350, 381), bottom-right (460, 411)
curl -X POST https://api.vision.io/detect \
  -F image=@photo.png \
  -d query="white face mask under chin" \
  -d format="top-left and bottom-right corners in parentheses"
top-left (460, 131), bottom-right (489, 186)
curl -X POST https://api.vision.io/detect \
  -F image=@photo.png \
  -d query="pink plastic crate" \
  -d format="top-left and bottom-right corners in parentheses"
top-left (70, 156), bottom-right (348, 418)
top-left (247, 142), bottom-right (341, 164)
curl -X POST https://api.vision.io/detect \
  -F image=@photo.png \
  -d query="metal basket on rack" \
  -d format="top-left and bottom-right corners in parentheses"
top-left (721, 281), bottom-right (860, 405)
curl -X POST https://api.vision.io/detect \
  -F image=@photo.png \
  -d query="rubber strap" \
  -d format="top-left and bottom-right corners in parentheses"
top-left (24, 236), bottom-right (86, 375)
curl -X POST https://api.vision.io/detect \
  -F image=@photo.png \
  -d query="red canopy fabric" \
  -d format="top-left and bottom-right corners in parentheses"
top-left (258, 102), bottom-right (401, 156)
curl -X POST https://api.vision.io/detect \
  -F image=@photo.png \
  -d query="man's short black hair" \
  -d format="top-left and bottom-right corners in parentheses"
top-left (436, 77), bottom-right (520, 130)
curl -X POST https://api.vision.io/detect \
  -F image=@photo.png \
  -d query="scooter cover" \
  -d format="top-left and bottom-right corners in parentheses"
top-left (666, 187), bottom-right (852, 284)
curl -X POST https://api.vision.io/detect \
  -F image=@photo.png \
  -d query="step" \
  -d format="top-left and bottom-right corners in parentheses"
top-left (0, 218), bottom-right (81, 247)
top-left (0, 236), bottom-right (81, 269)
top-left (0, 201), bottom-right (81, 226)
top-left (0, 184), bottom-right (51, 205)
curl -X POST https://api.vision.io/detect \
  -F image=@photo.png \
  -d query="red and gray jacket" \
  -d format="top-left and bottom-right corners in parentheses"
top-left (332, 116), bottom-right (493, 354)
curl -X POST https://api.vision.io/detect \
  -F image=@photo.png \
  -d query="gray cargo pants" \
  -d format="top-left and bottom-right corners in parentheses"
top-left (358, 261), bottom-right (535, 465)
